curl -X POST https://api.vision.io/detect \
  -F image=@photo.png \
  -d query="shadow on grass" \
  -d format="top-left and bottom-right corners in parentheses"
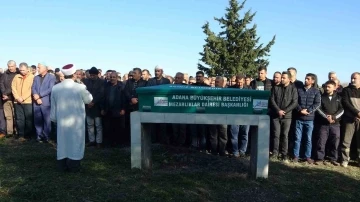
top-left (0, 139), bottom-right (359, 202)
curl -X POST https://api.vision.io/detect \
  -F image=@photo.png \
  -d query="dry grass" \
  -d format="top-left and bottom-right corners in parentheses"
top-left (0, 138), bottom-right (359, 202)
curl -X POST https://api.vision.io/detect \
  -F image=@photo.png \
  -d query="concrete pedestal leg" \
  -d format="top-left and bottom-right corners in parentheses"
top-left (250, 117), bottom-right (270, 179)
top-left (130, 112), bottom-right (270, 179)
top-left (131, 113), bottom-right (152, 169)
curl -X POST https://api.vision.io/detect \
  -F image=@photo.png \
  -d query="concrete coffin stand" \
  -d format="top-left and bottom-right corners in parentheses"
top-left (130, 112), bottom-right (270, 179)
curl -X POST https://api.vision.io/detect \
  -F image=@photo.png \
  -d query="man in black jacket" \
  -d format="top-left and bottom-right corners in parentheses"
top-left (250, 66), bottom-right (273, 91)
top-left (287, 67), bottom-right (303, 153)
top-left (340, 72), bottom-right (360, 167)
top-left (102, 72), bottom-right (126, 146)
top-left (269, 71), bottom-right (298, 161)
top-left (124, 68), bottom-right (148, 111)
top-left (314, 80), bottom-right (343, 166)
top-left (0, 60), bottom-right (19, 137)
top-left (0, 73), bottom-right (5, 138)
top-left (272, 71), bottom-right (282, 86)
top-left (83, 67), bottom-right (105, 148)
top-left (124, 68), bottom-right (147, 142)
top-left (287, 67), bottom-right (304, 89)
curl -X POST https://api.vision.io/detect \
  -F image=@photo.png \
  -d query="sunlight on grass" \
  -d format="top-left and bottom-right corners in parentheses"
top-left (271, 158), bottom-right (360, 180)
top-left (0, 139), bottom-right (359, 202)
top-left (88, 162), bottom-right (108, 171)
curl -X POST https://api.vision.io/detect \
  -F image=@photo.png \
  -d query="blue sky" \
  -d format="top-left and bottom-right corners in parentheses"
top-left (0, 0), bottom-right (359, 84)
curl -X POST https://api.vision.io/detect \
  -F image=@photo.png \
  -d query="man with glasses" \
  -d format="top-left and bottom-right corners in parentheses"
top-left (192, 71), bottom-right (209, 87)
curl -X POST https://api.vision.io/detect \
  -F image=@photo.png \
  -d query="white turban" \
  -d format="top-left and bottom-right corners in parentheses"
top-left (61, 64), bottom-right (76, 76)
top-left (154, 65), bottom-right (163, 70)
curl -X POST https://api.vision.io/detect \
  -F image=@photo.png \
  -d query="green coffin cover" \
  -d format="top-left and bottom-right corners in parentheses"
top-left (136, 84), bottom-right (270, 114)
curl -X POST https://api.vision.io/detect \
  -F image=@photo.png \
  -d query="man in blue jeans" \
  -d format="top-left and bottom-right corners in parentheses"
top-left (293, 73), bottom-right (321, 164)
top-left (230, 125), bottom-right (249, 157)
top-left (228, 74), bottom-right (250, 157)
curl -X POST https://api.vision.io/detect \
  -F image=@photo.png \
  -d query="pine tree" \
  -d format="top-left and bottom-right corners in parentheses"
top-left (198, 0), bottom-right (276, 78)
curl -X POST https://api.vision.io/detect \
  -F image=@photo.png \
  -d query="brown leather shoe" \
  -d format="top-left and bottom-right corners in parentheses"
top-left (306, 158), bottom-right (314, 164)
top-left (0, 133), bottom-right (5, 139)
top-left (18, 137), bottom-right (27, 142)
top-left (96, 143), bottom-right (103, 149)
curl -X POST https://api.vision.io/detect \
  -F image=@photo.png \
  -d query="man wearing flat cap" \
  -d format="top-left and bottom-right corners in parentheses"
top-left (83, 67), bottom-right (105, 148)
top-left (51, 64), bottom-right (93, 172)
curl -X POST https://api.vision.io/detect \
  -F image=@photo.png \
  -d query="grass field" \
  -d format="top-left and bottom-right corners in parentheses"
top-left (0, 138), bottom-right (359, 202)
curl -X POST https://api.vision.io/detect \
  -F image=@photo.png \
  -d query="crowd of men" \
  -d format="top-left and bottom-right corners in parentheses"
top-left (0, 60), bottom-right (359, 170)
